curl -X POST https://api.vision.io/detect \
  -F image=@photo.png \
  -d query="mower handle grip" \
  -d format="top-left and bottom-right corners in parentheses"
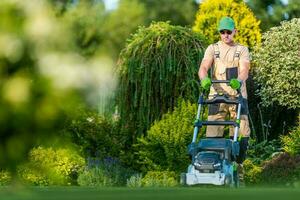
top-left (211, 80), bottom-right (230, 84)
top-left (200, 80), bottom-right (241, 94)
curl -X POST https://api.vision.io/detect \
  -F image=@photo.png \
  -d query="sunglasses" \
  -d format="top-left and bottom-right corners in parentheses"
top-left (220, 30), bottom-right (232, 35)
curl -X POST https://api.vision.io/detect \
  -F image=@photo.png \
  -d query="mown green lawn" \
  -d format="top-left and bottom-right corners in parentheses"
top-left (1, 187), bottom-right (300, 200)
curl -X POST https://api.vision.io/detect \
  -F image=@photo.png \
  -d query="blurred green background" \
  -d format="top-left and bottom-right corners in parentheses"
top-left (0, 0), bottom-right (299, 192)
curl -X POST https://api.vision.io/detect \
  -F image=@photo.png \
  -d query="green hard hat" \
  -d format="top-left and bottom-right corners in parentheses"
top-left (218, 17), bottom-right (235, 31)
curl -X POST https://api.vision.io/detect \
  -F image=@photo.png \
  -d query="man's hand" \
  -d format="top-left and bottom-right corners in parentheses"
top-left (201, 77), bottom-right (211, 90)
top-left (230, 78), bottom-right (242, 90)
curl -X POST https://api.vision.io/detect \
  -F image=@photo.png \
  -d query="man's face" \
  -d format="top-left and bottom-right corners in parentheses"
top-left (220, 29), bottom-right (236, 44)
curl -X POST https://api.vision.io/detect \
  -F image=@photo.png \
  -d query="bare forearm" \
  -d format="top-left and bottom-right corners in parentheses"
top-left (198, 59), bottom-right (213, 80)
top-left (198, 67), bottom-right (209, 80)
top-left (238, 61), bottom-right (250, 82)
top-left (238, 70), bottom-right (248, 81)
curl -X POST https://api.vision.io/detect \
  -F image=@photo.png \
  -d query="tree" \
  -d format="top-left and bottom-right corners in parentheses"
top-left (61, 0), bottom-right (146, 59)
top-left (61, 1), bottom-right (106, 57)
top-left (135, 0), bottom-right (198, 26)
top-left (48, 0), bottom-right (102, 14)
top-left (246, 18), bottom-right (300, 142)
top-left (252, 18), bottom-right (300, 128)
top-left (284, 0), bottom-right (300, 20)
top-left (47, 0), bottom-right (74, 14)
top-left (117, 22), bottom-right (207, 142)
top-left (193, 0), bottom-right (261, 48)
top-left (102, 0), bottom-right (146, 58)
top-left (246, 0), bottom-right (300, 31)
top-left (0, 0), bottom-right (116, 174)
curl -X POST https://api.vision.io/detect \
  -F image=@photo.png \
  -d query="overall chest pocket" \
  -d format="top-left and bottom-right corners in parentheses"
top-left (226, 67), bottom-right (238, 80)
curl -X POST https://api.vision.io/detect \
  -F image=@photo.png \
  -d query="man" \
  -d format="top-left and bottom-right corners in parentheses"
top-left (198, 16), bottom-right (250, 164)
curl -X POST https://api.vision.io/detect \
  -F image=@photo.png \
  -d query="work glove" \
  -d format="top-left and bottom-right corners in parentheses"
top-left (229, 78), bottom-right (242, 90)
top-left (201, 77), bottom-right (211, 90)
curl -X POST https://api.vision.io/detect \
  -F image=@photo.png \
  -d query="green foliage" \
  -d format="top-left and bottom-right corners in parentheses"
top-left (247, 139), bottom-right (282, 164)
top-left (243, 159), bottom-right (262, 185)
top-left (0, 0), bottom-right (117, 172)
top-left (247, 90), bottom-right (298, 142)
top-left (281, 126), bottom-right (300, 155)
top-left (61, 1), bottom-right (106, 57)
top-left (64, 108), bottom-right (126, 159)
top-left (77, 159), bottom-right (135, 187)
top-left (141, 171), bottom-right (178, 187)
top-left (246, 0), bottom-right (300, 31)
top-left (126, 173), bottom-right (143, 188)
top-left (253, 18), bottom-right (300, 109)
top-left (0, 0), bottom-right (80, 172)
top-left (193, 0), bottom-right (261, 48)
top-left (102, 0), bottom-right (146, 58)
top-left (260, 152), bottom-right (300, 185)
top-left (47, 0), bottom-right (76, 14)
top-left (245, 151), bottom-right (300, 186)
top-left (117, 21), bottom-right (207, 139)
top-left (78, 168), bottom-right (112, 187)
top-left (136, 100), bottom-right (198, 173)
top-left (0, 170), bottom-right (11, 186)
top-left (61, 0), bottom-right (146, 58)
top-left (18, 146), bottom-right (85, 186)
top-left (135, 0), bottom-right (198, 26)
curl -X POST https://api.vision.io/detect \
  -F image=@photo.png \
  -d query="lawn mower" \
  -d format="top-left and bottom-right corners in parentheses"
top-left (181, 80), bottom-right (243, 187)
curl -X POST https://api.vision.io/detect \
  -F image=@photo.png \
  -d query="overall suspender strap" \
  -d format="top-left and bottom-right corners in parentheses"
top-left (212, 43), bottom-right (220, 79)
top-left (234, 44), bottom-right (241, 67)
top-left (213, 43), bottom-right (220, 59)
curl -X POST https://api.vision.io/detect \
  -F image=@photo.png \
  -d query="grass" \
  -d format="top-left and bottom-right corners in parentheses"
top-left (1, 186), bottom-right (300, 200)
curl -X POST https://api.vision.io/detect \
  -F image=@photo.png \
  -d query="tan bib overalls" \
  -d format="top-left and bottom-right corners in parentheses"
top-left (206, 43), bottom-right (250, 138)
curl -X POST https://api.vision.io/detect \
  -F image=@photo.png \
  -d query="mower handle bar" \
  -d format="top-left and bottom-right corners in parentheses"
top-left (201, 79), bottom-right (241, 94)
top-left (211, 80), bottom-right (230, 84)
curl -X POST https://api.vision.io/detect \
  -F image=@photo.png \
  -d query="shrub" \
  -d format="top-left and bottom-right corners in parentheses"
top-left (141, 171), bottom-right (178, 187)
top-left (260, 152), bottom-right (300, 185)
top-left (78, 158), bottom-right (135, 187)
top-left (243, 159), bottom-right (262, 185)
top-left (0, 170), bottom-right (11, 186)
top-left (126, 173), bottom-right (143, 188)
top-left (65, 108), bottom-right (126, 160)
top-left (136, 100), bottom-right (199, 173)
top-left (253, 18), bottom-right (300, 109)
top-left (136, 0), bottom-right (197, 26)
top-left (281, 126), bottom-right (300, 155)
top-left (0, 0), bottom-right (116, 173)
top-left (193, 0), bottom-right (261, 48)
top-left (117, 21), bottom-right (207, 139)
top-left (18, 146), bottom-right (85, 186)
top-left (247, 139), bottom-right (282, 164)
top-left (78, 167), bottom-right (113, 187)
top-left (101, 0), bottom-right (147, 58)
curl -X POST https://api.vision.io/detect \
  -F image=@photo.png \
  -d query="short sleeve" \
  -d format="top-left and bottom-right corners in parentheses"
top-left (203, 44), bottom-right (215, 60)
top-left (239, 46), bottom-right (250, 62)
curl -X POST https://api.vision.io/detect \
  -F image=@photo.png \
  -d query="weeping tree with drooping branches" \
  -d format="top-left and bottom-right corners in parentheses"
top-left (116, 22), bottom-right (207, 143)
